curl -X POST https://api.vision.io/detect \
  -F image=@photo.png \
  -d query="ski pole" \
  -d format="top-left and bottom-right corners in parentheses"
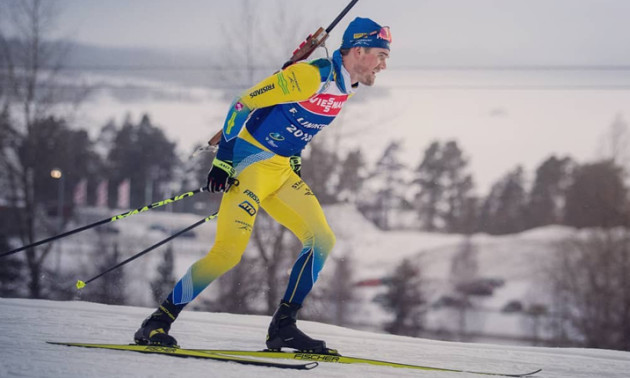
top-left (1, 187), bottom-right (207, 258)
top-left (75, 211), bottom-right (219, 290)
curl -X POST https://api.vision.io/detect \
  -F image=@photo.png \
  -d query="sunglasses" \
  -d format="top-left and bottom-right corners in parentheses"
top-left (353, 26), bottom-right (392, 43)
top-left (374, 26), bottom-right (392, 43)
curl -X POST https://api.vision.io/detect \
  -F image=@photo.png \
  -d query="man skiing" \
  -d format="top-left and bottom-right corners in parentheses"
top-left (134, 17), bottom-right (391, 353)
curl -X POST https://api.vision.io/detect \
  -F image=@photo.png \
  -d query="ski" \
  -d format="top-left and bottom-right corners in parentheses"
top-left (46, 342), bottom-right (317, 370)
top-left (192, 348), bottom-right (542, 377)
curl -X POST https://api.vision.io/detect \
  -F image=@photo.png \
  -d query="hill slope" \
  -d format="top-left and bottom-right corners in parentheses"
top-left (1, 298), bottom-right (628, 378)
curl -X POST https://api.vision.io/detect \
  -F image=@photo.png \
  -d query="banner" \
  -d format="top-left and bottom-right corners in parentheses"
top-left (96, 180), bottom-right (108, 208)
top-left (73, 178), bottom-right (87, 206)
top-left (117, 179), bottom-right (131, 209)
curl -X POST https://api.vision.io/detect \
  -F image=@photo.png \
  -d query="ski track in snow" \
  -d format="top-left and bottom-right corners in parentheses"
top-left (1, 298), bottom-right (629, 378)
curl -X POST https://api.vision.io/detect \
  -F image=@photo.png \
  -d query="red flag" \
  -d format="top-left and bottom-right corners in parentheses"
top-left (117, 179), bottom-right (131, 208)
top-left (73, 178), bottom-right (87, 206)
top-left (96, 180), bottom-right (108, 208)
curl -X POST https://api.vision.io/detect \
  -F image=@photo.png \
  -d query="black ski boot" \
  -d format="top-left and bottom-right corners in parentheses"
top-left (134, 302), bottom-right (180, 347)
top-left (266, 301), bottom-right (335, 354)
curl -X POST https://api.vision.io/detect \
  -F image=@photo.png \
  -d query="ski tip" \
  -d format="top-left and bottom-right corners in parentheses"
top-left (76, 280), bottom-right (86, 289)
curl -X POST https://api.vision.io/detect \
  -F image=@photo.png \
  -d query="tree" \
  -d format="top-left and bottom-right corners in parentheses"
top-left (450, 237), bottom-right (479, 340)
top-left (301, 136), bottom-right (341, 205)
top-left (150, 244), bottom-right (176, 303)
top-left (414, 141), bottom-right (443, 231)
top-left (527, 156), bottom-right (573, 228)
top-left (564, 161), bottom-right (628, 228)
top-left (363, 141), bottom-right (407, 230)
top-left (302, 252), bottom-right (357, 326)
top-left (440, 141), bottom-right (475, 233)
top-left (250, 211), bottom-right (296, 314)
top-left (0, 0), bottom-right (93, 298)
top-left (1, 116), bottom-right (98, 297)
top-left (336, 148), bottom-right (366, 203)
top-left (204, 255), bottom-right (263, 314)
top-left (216, 0), bottom-right (314, 91)
top-left (479, 166), bottom-right (528, 235)
top-left (379, 258), bottom-right (427, 336)
top-left (413, 141), bottom-right (475, 233)
top-left (598, 114), bottom-right (630, 168)
top-left (88, 241), bottom-right (126, 305)
top-left (106, 114), bottom-right (179, 208)
top-left (548, 229), bottom-right (630, 351)
top-left (0, 233), bottom-right (22, 296)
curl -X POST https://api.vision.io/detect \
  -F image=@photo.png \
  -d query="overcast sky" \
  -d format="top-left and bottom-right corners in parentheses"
top-left (51, 0), bottom-right (630, 67)
top-left (4, 0), bottom-right (630, 192)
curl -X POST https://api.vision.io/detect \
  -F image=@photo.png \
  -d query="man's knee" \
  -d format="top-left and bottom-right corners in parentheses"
top-left (204, 243), bottom-right (244, 270)
top-left (316, 226), bottom-right (336, 254)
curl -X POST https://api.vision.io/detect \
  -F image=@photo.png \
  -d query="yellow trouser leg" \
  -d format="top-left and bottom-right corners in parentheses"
top-left (169, 157), bottom-right (291, 305)
top-left (262, 175), bottom-right (336, 304)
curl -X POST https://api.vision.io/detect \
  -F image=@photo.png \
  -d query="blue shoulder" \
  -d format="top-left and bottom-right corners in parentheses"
top-left (309, 58), bottom-right (333, 81)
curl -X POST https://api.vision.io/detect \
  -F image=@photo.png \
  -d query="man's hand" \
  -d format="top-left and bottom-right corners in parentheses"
top-left (206, 158), bottom-right (236, 192)
top-left (289, 156), bottom-right (302, 177)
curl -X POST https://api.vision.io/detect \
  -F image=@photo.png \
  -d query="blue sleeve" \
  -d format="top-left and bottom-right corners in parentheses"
top-left (216, 99), bottom-right (251, 162)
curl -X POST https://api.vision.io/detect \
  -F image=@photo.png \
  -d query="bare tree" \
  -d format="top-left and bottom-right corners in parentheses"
top-left (150, 244), bottom-right (176, 303)
top-left (450, 237), bottom-right (479, 340)
top-left (201, 255), bottom-right (264, 314)
top-left (598, 113), bottom-right (630, 168)
top-left (548, 229), bottom-right (630, 351)
top-left (301, 251), bottom-right (357, 326)
top-left (0, 0), bottom-right (93, 298)
top-left (251, 211), bottom-right (296, 314)
top-left (216, 0), bottom-right (314, 91)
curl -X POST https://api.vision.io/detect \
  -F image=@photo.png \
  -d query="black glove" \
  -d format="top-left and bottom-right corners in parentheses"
top-left (289, 155), bottom-right (302, 177)
top-left (206, 158), bottom-right (235, 192)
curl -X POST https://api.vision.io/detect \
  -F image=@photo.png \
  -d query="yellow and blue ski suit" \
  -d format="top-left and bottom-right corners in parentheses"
top-left (169, 50), bottom-right (355, 306)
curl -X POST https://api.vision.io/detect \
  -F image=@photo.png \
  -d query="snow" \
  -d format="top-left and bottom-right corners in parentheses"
top-left (1, 298), bottom-right (629, 378)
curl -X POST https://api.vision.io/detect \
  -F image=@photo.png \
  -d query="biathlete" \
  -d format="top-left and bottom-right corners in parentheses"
top-left (134, 17), bottom-right (391, 353)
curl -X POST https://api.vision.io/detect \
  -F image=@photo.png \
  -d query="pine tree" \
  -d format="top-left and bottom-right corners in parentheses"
top-left (479, 166), bottom-right (528, 235)
top-left (336, 148), bottom-right (366, 203)
top-left (380, 258), bottom-right (426, 336)
top-left (301, 137), bottom-right (340, 205)
top-left (414, 140), bottom-right (475, 232)
top-left (106, 114), bottom-right (179, 207)
top-left (414, 141), bottom-right (443, 231)
top-left (90, 242), bottom-right (126, 305)
top-left (441, 141), bottom-right (475, 233)
top-left (366, 141), bottom-right (407, 230)
top-left (0, 234), bottom-right (22, 296)
top-left (564, 161), bottom-right (628, 228)
top-left (527, 156), bottom-right (573, 228)
top-left (151, 244), bottom-right (176, 303)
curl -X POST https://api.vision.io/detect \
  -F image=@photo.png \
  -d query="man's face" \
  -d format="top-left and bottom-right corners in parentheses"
top-left (354, 47), bottom-right (389, 86)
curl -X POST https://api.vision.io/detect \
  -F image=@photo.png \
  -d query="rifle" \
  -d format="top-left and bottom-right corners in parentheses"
top-left (282, 0), bottom-right (359, 68)
top-left (207, 0), bottom-right (359, 147)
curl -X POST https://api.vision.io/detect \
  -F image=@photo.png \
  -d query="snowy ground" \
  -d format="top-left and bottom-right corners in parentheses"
top-left (1, 298), bottom-right (628, 378)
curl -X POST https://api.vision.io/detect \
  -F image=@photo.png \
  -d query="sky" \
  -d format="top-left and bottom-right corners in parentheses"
top-left (51, 0), bottom-right (630, 66)
top-left (5, 0), bottom-right (630, 193)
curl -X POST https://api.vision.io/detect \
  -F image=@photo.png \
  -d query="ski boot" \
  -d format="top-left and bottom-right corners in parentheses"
top-left (134, 304), bottom-right (179, 347)
top-left (266, 301), bottom-right (337, 355)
